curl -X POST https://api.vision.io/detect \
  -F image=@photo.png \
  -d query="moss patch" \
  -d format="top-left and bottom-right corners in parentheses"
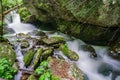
top-left (0, 42), bottom-right (16, 65)
top-left (60, 44), bottom-right (79, 61)
top-left (24, 49), bottom-right (34, 67)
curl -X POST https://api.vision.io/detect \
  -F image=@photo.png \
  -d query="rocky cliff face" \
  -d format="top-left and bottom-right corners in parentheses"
top-left (23, 0), bottom-right (120, 45)
top-left (23, 0), bottom-right (120, 27)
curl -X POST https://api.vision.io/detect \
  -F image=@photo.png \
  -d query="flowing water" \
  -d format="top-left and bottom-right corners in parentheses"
top-left (4, 11), bottom-right (120, 80)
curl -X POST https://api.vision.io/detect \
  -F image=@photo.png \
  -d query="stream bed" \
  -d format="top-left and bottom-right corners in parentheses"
top-left (3, 12), bottom-right (120, 80)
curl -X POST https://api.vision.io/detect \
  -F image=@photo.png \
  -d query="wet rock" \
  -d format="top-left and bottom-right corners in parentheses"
top-left (0, 42), bottom-right (16, 65)
top-left (33, 30), bottom-right (46, 36)
top-left (80, 45), bottom-right (97, 57)
top-left (108, 39), bottom-right (120, 60)
top-left (24, 49), bottom-right (35, 67)
top-left (69, 63), bottom-right (84, 80)
top-left (41, 48), bottom-right (54, 60)
top-left (42, 37), bottom-right (65, 47)
top-left (17, 33), bottom-right (31, 39)
top-left (49, 58), bottom-right (84, 80)
top-left (24, 15), bottom-right (36, 23)
top-left (108, 48), bottom-right (120, 61)
top-left (57, 54), bottom-right (65, 60)
top-left (27, 75), bottom-right (37, 80)
top-left (60, 44), bottom-right (79, 61)
top-left (21, 74), bottom-right (29, 80)
top-left (35, 38), bottom-right (44, 45)
top-left (12, 62), bottom-right (19, 72)
top-left (21, 40), bottom-right (30, 49)
top-left (33, 48), bottom-right (43, 69)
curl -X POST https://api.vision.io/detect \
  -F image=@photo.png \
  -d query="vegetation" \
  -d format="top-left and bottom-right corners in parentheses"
top-left (18, 7), bottom-right (31, 21)
top-left (0, 58), bottom-right (17, 79)
top-left (35, 61), bottom-right (60, 80)
top-left (2, 0), bottom-right (23, 11)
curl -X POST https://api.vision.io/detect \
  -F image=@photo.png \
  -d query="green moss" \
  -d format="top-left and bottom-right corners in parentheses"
top-left (60, 44), bottom-right (79, 61)
top-left (57, 20), bottom-right (81, 36)
top-left (33, 48), bottom-right (43, 69)
top-left (0, 42), bottom-right (16, 65)
top-left (21, 40), bottom-right (29, 49)
top-left (27, 75), bottom-right (37, 80)
top-left (18, 7), bottom-right (31, 21)
top-left (41, 48), bottom-right (53, 60)
top-left (42, 37), bottom-right (65, 45)
top-left (23, 50), bottom-right (34, 67)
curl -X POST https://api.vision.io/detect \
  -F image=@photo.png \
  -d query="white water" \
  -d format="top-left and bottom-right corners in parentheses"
top-left (46, 31), bottom-right (120, 80)
top-left (67, 40), bottom-right (120, 80)
top-left (4, 11), bottom-right (37, 80)
top-left (5, 11), bottom-right (37, 34)
top-left (4, 11), bottom-right (120, 80)
top-left (14, 44), bottom-right (24, 80)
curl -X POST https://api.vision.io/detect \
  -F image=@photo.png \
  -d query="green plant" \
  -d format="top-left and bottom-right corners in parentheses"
top-left (18, 7), bottom-right (31, 21)
top-left (35, 61), bottom-right (60, 80)
top-left (2, 0), bottom-right (23, 11)
top-left (0, 58), bottom-right (17, 79)
top-left (35, 61), bottom-right (48, 75)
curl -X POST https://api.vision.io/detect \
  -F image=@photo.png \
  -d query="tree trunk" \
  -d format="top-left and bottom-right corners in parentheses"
top-left (0, 0), bottom-right (3, 42)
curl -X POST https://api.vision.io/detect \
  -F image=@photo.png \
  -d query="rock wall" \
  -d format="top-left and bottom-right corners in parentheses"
top-left (23, 0), bottom-right (120, 45)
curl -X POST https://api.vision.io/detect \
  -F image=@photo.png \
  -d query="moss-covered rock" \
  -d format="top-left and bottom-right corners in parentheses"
top-left (23, 15), bottom-right (36, 23)
top-left (33, 48), bottom-right (43, 69)
top-left (23, 49), bottom-right (34, 67)
top-left (42, 37), bottom-right (65, 46)
top-left (29, 30), bottom-right (46, 37)
top-left (21, 40), bottom-right (29, 49)
top-left (17, 33), bottom-right (31, 39)
top-left (0, 42), bottom-right (16, 65)
top-left (57, 20), bottom-right (117, 45)
top-left (12, 62), bottom-right (19, 72)
top-left (108, 40), bottom-right (120, 60)
top-left (27, 75), bottom-right (37, 80)
top-left (41, 48), bottom-right (54, 60)
top-left (60, 44), bottom-right (79, 61)
top-left (80, 45), bottom-right (97, 57)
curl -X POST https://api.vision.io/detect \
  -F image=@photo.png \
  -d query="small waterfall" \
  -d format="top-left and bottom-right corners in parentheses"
top-left (5, 11), bottom-right (37, 34)
top-left (12, 13), bottom-right (21, 23)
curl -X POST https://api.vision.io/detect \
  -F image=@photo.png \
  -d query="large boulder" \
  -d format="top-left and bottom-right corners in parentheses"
top-left (0, 42), bottom-right (16, 65)
top-left (23, 0), bottom-right (120, 27)
top-left (23, 0), bottom-right (120, 45)
top-left (48, 58), bottom-right (84, 80)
